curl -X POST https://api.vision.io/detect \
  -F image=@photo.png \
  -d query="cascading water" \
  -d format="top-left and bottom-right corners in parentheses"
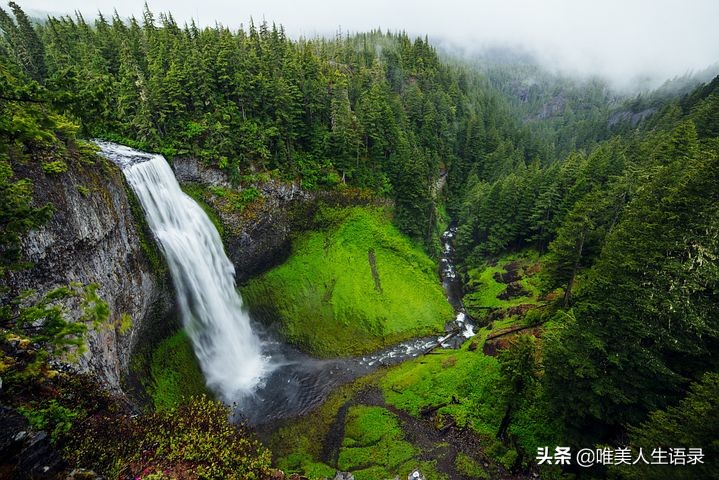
top-left (97, 142), bottom-right (270, 403)
top-left (97, 141), bottom-right (476, 426)
top-left (440, 226), bottom-right (476, 341)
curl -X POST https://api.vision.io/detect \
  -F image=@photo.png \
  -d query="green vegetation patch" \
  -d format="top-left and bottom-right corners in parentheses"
top-left (380, 331), bottom-right (560, 471)
top-left (380, 344), bottom-right (502, 437)
top-left (41, 160), bottom-right (68, 174)
top-left (271, 375), bottom-right (382, 476)
top-left (67, 396), bottom-right (273, 479)
top-left (18, 399), bottom-right (83, 444)
top-left (334, 405), bottom-right (448, 480)
top-left (463, 251), bottom-right (543, 318)
top-left (455, 452), bottom-right (490, 479)
top-left (148, 330), bottom-right (208, 410)
top-left (241, 206), bottom-right (453, 357)
top-left (337, 406), bottom-right (416, 479)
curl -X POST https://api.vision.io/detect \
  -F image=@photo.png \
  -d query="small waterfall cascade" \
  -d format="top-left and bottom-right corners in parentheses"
top-left (97, 141), bottom-right (270, 402)
top-left (440, 226), bottom-right (475, 339)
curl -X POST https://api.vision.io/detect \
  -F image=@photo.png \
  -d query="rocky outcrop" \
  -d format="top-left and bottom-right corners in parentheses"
top-left (0, 406), bottom-right (67, 479)
top-left (173, 157), bottom-right (389, 283)
top-left (173, 157), bottom-right (310, 282)
top-left (172, 156), bottom-right (232, 189)
top-left (4, 155), bottom-right (173, 395)
top-left (607, 107), bottom-right (657, 129)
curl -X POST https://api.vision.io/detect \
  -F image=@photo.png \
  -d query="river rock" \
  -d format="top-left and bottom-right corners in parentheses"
top-left (333, 472), bottom-right (355, 480)
top-left (408, 470), bottom-right (426, 480)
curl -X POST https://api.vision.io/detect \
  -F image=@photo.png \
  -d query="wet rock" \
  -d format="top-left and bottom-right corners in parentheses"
top-left (333, 472), bottom-right (355, 480)
top-left (172, 156), bottom-right (231, 188)
top-left (408, 470), bottom-right (426, 480)
top-left (1, 405), bottom-right (28, 461)
top-left (1, 406), bottom-right (67, 479)
top-left (17, 431), bottom-right (66, 478)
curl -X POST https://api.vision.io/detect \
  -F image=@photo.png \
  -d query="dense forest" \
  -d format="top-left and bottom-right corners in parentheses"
top-left (1, 3), bottom-right (544, 247)
top-left (1, 2), bottom-right (718, 479)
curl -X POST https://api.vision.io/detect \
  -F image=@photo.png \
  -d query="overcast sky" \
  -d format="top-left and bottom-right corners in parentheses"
top-left (19, 0), bottom-right (719, 88)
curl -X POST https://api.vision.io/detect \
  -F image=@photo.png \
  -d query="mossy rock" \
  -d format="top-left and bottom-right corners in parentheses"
top-left (241, 206), bottom-right (453, 357)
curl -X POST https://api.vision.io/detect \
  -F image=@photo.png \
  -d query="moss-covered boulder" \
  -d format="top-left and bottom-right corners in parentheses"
top-left (241, 207), bottom-right (453, 357)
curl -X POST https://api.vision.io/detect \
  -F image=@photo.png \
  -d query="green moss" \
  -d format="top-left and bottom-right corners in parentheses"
top-left (337, 406), bottom-right (447, 480)
top-left (271, 374), bottom-right (449, 480)
top-left (276, 454), bottom-right (335, 479)
top-left (205, 184), bottom-right (262, 213)
top-left (380, 345), bottom-right (503, 437)
top-left (41, 160), bottom-right (68, 174)
top-left (241, 206), bottom-right (453, 357)
top-left (148, 330), bottom-right (207, 410)
top-left (463, 251), bottom-right (543, 318)
top-left (455, 452), bottom-right (490, 479)
top-left (270, 374), bottom-right (383, 465)
top-left (338, 406), bottom-right (414, 477)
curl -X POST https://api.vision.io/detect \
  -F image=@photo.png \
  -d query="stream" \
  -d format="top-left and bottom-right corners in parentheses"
top-left (238, 225), bottom-right (476, 425)
top-left (99, 141), bottom-right (474, 426)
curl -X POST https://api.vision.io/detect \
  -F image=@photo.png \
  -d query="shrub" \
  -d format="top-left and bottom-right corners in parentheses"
top-left (42, 160), bottom-right (68, 174)
top-left (65, 396), bottom-right (274, 479)
top-left (18, 400), bottom-right (82, 443)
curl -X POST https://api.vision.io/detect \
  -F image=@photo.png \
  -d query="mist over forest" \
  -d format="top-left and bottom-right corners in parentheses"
top-left (1, 1), bottom-right (718, 479)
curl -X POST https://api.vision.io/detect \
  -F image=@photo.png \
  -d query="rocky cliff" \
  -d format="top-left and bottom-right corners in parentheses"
top-left (173, 157), bottom-right (389, 283)
top-left (174, 157), bottom-right (310, 283)
top-left (5, 154), bottom-right (173, 395)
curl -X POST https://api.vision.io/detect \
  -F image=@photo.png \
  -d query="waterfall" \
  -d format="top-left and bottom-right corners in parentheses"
top-left (97, 142), bottom-right (270, 402)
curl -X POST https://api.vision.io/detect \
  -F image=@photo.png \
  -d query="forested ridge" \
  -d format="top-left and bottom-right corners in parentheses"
top-left (1, 2), bottom-right (719, 479)
top-left (453, 47), bottom-right (719, 476)
top-left (1, 2), bottom-right (545, 248)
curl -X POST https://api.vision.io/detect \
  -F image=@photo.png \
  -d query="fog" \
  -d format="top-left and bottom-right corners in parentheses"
top-left (19, 0), bottom-right (719, 89)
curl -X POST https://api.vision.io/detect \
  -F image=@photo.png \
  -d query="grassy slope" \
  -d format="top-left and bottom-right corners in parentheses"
top-left (380, 342), bottom-right (502, 436)
top-left (270, 251), bottom-right (561, 478)
top-left (241, 206), bottom-right (453, 357)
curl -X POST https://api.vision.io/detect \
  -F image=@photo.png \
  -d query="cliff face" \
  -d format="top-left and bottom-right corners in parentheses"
top-left (5, 155), bottom-right (173, 394)
top-left (173, 157), bottom-right (391, 284)
top-left (173, 157), bottom-right (310, 283)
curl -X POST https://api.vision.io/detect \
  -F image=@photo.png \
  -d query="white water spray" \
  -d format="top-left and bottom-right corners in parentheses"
top-left (97, 142), bottom-right (270, 402)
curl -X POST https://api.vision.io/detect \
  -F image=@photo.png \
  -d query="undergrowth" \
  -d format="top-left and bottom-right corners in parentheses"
top-left (148, 330), bottom-right (208, 410)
